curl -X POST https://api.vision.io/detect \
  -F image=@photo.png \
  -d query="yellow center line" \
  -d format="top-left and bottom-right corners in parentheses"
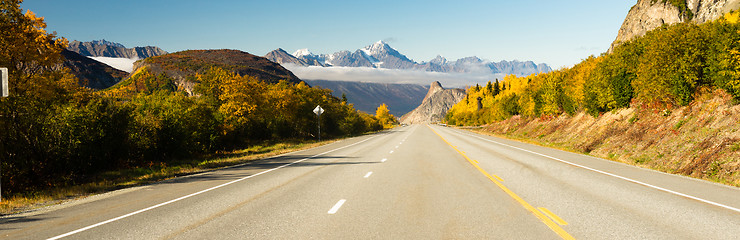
top-left (428, 125), bottom-right (575, 240)
top-left (538, 207), bottom-right (569, 226)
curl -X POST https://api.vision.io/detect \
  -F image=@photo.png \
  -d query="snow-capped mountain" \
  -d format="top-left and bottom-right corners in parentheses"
top-left (265, 48), bottom-right (327, 67)
top-left (293, 48), bottom-right (315, 58)
top-left (264, 41), bottom-right (552, 76)
top-left (360, 40), bottom-right (416, 69)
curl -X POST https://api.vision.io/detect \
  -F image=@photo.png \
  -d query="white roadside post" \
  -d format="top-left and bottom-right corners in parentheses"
top-left (1, 67), bottom-right (7, 97)
top-left (313, 105), bottom-right (324, 141)
top-left (1, 67), bottom-right (8, 202)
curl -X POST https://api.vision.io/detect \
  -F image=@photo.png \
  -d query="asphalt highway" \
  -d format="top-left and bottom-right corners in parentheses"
top-left (1, 124), bottom-right (739, 239)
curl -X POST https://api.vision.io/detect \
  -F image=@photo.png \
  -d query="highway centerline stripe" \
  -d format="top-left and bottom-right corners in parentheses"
top-left (428, 125), bottom-right (575, 240)
top-left (47, 135), bottom-right (380, 240)
top-left (538, 207), bottom-right (568, 226)
top-left (448, 127), bottom-right (740, 214)
top-left (328, 199), bottom-right (346, 214)
top-left (364, 172), bottom-right (373, 178)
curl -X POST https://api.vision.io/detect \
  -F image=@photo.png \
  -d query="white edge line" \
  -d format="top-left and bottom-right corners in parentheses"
top-left (47, 135), bottom-right (379, 240)
top-left (328, 199), bottom-right (346, 214)
top-left (439, 126), bottom-right (740, 214)
top-left (364, 172), bottom-right (373, 178)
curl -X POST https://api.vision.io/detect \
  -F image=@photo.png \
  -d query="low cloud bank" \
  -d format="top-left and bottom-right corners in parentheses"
top-left (89, 56), bottom-right (138, 73)
top-left (284, 64), bottom-right (504, 88)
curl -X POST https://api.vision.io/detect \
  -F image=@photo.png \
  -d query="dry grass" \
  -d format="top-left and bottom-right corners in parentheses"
top-left (0, 139), bottom-right (339, 215)
top-left (476, 89), bottom-right (740, 187)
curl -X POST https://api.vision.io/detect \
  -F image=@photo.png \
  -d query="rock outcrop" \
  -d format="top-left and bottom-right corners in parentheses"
top-left (610, 0), bottom-right (740, 52)
top-left (401, 81), bottom-right (466, 124)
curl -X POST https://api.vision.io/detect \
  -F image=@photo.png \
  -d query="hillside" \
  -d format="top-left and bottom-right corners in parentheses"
top-left (60, 49), bottom-right (128, 89)
top-left (305, 80), bottom-right (427, 116)
top-left (446, 7), bottom-right (740, 186)
top-left (476, 89), bottom-right (740, 186)
top-left (401, 81), bottom-right (465, 124)
top-left (610, 0), bottom-right (740, 51)
top-left (125, 49), bottom-right (302, 95)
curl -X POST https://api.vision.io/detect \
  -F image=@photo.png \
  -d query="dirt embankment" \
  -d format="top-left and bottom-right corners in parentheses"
top-left (477, 89), bottom-right (740, 187)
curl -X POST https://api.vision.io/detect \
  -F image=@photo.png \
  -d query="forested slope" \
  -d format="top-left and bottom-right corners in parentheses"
top-left (0, 1), bottom-right (383, 198)
top-left (446, 12), bottom-right (740, 186)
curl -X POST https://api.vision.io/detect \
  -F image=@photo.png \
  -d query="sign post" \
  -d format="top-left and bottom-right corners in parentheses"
top-left (1, 67), bottom-right (8, 98)
top-left (0, 68), bottom-right (6, 202)
top-left (313, 105), bottom-right (324, 141)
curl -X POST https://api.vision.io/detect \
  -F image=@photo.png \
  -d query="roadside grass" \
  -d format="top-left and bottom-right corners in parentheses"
top-left (462, 90), bottom-right (740, 188)
top-left (0, 139), bottom-right (338, 216)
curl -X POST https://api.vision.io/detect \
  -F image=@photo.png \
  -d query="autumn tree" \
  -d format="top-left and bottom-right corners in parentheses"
top-left (375, 103), bottom-right (397, 128)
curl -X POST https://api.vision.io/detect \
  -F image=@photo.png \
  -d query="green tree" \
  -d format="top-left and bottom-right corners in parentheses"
top-left (493, 79), bottom-right (501, 96)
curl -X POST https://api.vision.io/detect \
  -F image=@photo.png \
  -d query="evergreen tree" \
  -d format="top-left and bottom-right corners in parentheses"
top-left (493, 79), bottom-right (501, 96)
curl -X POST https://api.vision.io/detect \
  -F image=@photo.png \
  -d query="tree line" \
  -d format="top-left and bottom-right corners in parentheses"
top-left (446, 11), bottom-right (740, 126)
top-left (0, 1), bottom-right (390, 195)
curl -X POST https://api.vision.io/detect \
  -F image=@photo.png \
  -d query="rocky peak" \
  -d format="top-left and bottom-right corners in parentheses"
top-left (67, 40), bottom-right (167, 59)
top-left (362, 40), bottom-right (414, 64)
top-left (265, 48), bottom-right (310, 66)
top-left (363, 40), bottom-right (390, 54)
top-left (89, 39), bottom-right (124, 48)
top-left (427, 81), bottom-right (445, 96)
top-left (429, 55), bottom-right (448, 65)
top-left (292, 48), bottom-right (314, 58)
top-left (610, 0), bottom-right (740, 52)
top-left (401, 81), bottom-right (466, 124)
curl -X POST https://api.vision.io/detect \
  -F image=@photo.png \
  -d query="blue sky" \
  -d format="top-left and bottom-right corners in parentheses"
top-left (21, 0), bottom-right (634, 69)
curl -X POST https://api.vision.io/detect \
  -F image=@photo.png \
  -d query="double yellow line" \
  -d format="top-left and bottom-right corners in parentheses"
top-left (428, 125), bottom-right (575, 240)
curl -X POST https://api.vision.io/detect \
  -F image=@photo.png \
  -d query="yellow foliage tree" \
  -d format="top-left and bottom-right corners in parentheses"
top-left (0, 1), bottom-right (74, 98)
top-left (375, 103), bottom-right (397, 128)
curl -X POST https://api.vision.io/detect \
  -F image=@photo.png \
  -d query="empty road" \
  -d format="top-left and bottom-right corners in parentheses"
top-left (2, 124), bottom-right (739, 239)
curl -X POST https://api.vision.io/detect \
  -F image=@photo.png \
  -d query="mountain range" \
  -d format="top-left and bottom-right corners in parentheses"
top-left (68, 40), bottom-right (167, 59)
top-left (265, 41), bottom-right (552, 77)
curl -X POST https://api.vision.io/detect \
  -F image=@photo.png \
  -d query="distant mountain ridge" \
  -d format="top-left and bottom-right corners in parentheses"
top-left (305, 80), bottom-right (427, 116)
top-left (68, 40), bottom-right (168, 59)
top-left (265, 41), bottom-right (552, 76)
